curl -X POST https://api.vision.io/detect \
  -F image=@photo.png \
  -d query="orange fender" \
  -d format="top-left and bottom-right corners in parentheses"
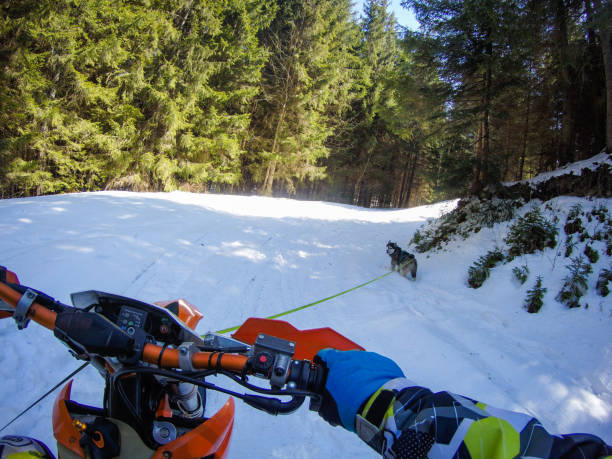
top-left (153, 398), bottom-right (235, 459)
top-left (154, 299), bottom-right (203, 331)
top-left (52, 381), bottom-right (86, 458)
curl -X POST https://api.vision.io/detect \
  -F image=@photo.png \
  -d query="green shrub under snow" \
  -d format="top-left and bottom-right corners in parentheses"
top-left (584, 244), bottom-right (599, 263)
top-left (524, 276), bottom-right (546, 313)
top-left (468, 248), bottom-right (505, 288)
top-left (564, 235), bottom-right (575, 257)
top-left (596, 267), bottom-right (612, 297)
top-left (411, 198), bottom-right (522, 253)
top-left (505, 208), bottom-right (558, 258)
top-left (590, 204), bottom-right (608, 223)
top-left (556, 256), bottom-right (592, 308)
top-left (512, 265), bottom-right (529, 284)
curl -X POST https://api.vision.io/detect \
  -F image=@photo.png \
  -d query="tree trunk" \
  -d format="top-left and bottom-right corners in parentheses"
top-left (403, 150), bottom-right (419, 207)
top-left (518, 88), bottom-right (531, 181)
top-left (589, 0), bottom-right (612, 152)
top-left (262, 101), bottom-right (287, 195)
top-left (471, 33), bottom-right (493, 194)
top-left (262, 159), bottom-right (277, 195)
top-left (482, 42), bottom-right (492, 182)
top-left (394, 150), bottom-right (412, 207)
top-left (603, 33), bottom-right (612, 153)
top-left (353, 151), bottom-right (372, 205)
top-left (554, 0), bottom-right (577, 164)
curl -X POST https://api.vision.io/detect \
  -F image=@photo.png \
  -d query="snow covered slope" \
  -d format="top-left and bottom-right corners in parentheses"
top-left (0, 191), bottom-right (610, 457)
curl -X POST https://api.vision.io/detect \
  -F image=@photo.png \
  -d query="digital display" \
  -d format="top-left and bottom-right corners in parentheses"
top-left (118, 306), bottom-right (147, 334)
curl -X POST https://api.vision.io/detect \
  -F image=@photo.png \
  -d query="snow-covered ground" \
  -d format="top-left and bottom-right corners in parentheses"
top-left (0, 191), bottom-right (610, 457)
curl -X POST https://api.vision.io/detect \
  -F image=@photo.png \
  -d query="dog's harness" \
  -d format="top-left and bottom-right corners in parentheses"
top-left (398, 250), bottom-right (413, 264)
top-left (390, 246), bottom-right (414, 270)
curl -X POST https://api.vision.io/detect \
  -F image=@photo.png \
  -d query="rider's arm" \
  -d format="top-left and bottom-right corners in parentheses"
top-left (315, 349), bottom-right (612, 459)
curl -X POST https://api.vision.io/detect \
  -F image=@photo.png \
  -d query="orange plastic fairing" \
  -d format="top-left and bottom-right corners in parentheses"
top-left (1, 268), bottom-right (19, 285)
top-left (232, 318), bottom-right (364, 360)
top-left (154, 299), bottom-right (203, 331)
top-left (52, 381), bottom-right (86, 458)
top-left (0, 268), bottom-right (20, 319)
top-left (153, 397), bottom-right (235, 459)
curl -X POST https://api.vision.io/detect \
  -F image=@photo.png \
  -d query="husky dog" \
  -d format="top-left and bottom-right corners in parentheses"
top-left (386, 241), bottom-right (417, 279)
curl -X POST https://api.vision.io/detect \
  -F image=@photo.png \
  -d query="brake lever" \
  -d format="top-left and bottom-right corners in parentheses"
top-left (242, 393), bottom-right (305, 415)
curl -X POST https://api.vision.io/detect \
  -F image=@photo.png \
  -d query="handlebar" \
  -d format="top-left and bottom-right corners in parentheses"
top-left (0, 277), bottom-right (326, 412)
top-left (0, 282), bottom-right (252, 373)
top-left (0, 282), bottom-right (58, 330)
top-left (142, 343), bottom-right (249, 372)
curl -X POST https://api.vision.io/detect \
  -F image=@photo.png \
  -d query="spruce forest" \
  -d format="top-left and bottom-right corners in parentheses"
top-left (1, 0), bottom-right (610, 207)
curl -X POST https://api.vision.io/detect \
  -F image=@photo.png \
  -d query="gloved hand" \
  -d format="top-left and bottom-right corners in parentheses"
top-left (314, 349), bottom-right (404, 432)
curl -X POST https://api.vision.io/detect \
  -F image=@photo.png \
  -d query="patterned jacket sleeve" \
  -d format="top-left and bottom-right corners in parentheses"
top-left (354, 378), bottom-right (612, 459)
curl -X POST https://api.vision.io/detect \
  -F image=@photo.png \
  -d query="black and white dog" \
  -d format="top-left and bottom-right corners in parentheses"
top-left (386, 241), bottom-right (417, 279)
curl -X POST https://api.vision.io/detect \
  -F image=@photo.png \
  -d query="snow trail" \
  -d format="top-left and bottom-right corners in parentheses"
top-left (0, 191), bottom-right (610, 457)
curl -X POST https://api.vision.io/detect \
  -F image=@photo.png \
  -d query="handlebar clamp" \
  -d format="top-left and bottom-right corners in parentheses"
top-left (13, 289), bottom-right (37, 330)
top-left (178, 342), bottom-right (197, 372)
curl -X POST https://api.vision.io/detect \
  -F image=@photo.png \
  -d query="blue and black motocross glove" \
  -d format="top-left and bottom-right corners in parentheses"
top-left (314, 349), bottom-right (405, 432)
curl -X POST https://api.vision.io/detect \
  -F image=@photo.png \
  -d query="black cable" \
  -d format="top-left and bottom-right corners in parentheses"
top-left (113, 367), bottom-right (246, 402)
top-left (113, 372), bottom-right (145, 427)
top-left (215, 352), bottom-right (224, 372)
top-left (0, 362), bottom-right (90, 433)
top-left (207, 351), bottom-right (216, 371)
top-left (112, 366), bottom-right (318, 402)
top-left (157, 343), bottom-right (169, 368)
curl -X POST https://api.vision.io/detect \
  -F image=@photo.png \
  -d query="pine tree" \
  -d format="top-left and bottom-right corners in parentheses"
top-left (322, 0), bottom-right (403, 207)
top-left (405, 0), bottom-right (549, 191)
top-left (246, 0), bottom-right (358, 195)
top-left (0, 0), bottom-right (272, 195)
top-left (556, 256), bottom-right (592, 308)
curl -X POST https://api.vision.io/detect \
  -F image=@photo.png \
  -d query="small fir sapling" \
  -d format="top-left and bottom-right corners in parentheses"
top-left (505, 208), bottom-right (558, 258)
top-left (564, 235), bottom-right (575, 257)
top-left (524, 276), bottom-right (546, 313)
top-left (568, 204), bottom-right (583, 220)
top-left (584, 244), bottom-right (599, 263)
top-left (595, 268), bottom-right (612, 297)
top-left (591, 204), bottom-right (608, 223)
top-left (556, 256), bottom-right (592, 308)
top-left (467, 248), bottom-right (505, 289)
top-left (512, 265), bottom-right (529, 284)
top-left (564, 204), bottom-right (584, 235)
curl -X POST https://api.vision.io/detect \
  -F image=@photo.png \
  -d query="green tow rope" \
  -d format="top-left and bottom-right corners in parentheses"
top-left (215, 269), bottom-right (397, 335)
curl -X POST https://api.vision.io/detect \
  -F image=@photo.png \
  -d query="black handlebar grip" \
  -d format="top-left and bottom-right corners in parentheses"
top-left (54, 310), bottom-right (134, 357)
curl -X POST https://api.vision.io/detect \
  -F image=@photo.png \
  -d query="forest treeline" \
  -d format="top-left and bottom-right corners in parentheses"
top-left (1, 0), bottom-right (610, 207)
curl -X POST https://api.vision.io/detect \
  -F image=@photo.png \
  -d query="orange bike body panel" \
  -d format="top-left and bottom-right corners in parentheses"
top-left (153, 299), bottom-right (203, 331)
top-left (153, 397), bottom-right (235, 459)
top-left (0, 268), bottom-right (20, 319)
top-left (53, 381), bottom-right (86, 458)
top-left (232, 318), bottom-right (364, 360)
top-left (54, 381), bottom-right (235, 459)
